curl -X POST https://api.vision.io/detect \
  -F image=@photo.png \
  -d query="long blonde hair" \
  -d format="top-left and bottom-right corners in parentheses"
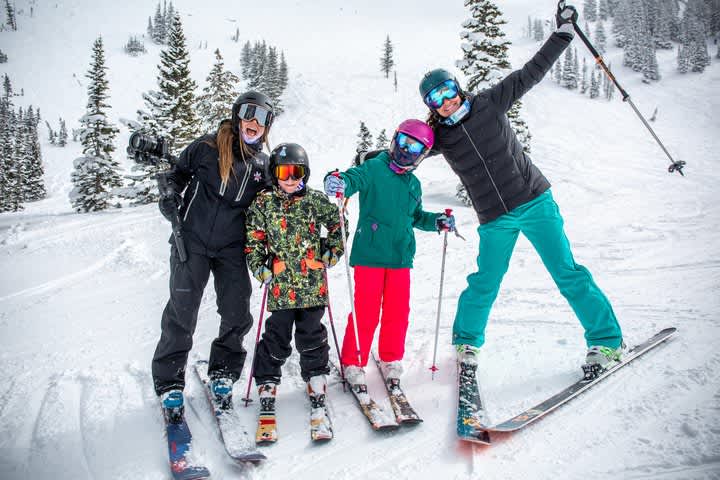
top-left (206, 121), bottom-right (272, 184)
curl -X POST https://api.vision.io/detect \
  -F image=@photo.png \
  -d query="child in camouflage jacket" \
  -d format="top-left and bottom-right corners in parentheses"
top-left (245, 143), bottom-right (345, 443)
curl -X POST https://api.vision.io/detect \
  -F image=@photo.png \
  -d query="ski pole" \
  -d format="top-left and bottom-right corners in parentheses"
top-left (430, 208), bottom-right (452, 379)
top-left (323, 270), bottom-right (346, 392)
top-left (242, 284), bottom-right (269, 407)
top-left (332, 172), bottom-right (363, 367)
top-left (571, 20), bottom-right (686, 176)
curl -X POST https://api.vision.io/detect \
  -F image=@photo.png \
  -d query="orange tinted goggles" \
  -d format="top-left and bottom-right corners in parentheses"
top-left (274, 164), bottom-right (306, 181)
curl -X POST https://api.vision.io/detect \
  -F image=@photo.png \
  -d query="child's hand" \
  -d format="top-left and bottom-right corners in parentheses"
top-left (323, 171), bottom-right (345, 197)
top-left (436, 212), bottom-right (457, 232)
top-left (321, 249), bottom-right (339, 267)
top-left (253, 266), bottom-right (273, 285)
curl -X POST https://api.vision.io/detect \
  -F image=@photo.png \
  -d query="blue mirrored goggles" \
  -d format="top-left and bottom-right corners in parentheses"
top-left (392, 133), bottom-right (427, 168)
top-left (395, 133), bottom-right (426, 155)
top-left (424, 79), bottom-right (460, 109)
top-left (238, 103), bottom-right (273, 127)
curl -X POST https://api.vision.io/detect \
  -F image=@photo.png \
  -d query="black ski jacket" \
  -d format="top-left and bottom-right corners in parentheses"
top-left (430, 32), bottom-right (572, 224)
top-left (166, 134), bottom-right (270, 257)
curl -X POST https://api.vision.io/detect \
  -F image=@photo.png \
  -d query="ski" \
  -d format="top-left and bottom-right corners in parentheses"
top-left (255, 383), bottom-right (278, 445)
top-left (307, 380), bottom-right (333, 442)
top-left (456, 358), bottom-right (491, 445)
top-left (161, 406), bottom-right (210, 480)
top-left (330, 360), bottom-right (399, 431)
top-left (483, 327), bottom-right (677, 433)
top-left (372, 352), bottom-right (422, 425)
top-left (193, 361), bottom-right (266, 462)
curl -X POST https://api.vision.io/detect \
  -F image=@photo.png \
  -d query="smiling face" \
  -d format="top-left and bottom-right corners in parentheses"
top-left (277, 177), bottom-right (301, 194)
top-left (240, 118), bottom-right (265, 142)
top-left (436, 94), bottom-right (462, 118)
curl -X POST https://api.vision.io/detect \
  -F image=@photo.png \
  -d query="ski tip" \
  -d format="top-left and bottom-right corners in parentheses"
top-left (458, 431), bottom-right (492, 445)
top-left (374, 423), bottom-right (401, 432)
top-left (399, 417), bottom-right (423, 426)
top-left (231, 452), bottom-right (267, 463)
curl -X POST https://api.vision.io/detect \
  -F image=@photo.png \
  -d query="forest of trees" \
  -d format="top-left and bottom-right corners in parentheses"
top-left (0, 74), bottom-right (45, 212)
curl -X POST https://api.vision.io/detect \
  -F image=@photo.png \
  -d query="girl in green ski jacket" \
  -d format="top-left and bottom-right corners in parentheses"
top-left (323, 119), bottom-right (455, 387)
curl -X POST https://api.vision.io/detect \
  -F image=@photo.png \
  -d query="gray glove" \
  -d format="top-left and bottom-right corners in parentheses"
top-left (555, 1), bottom-right (578, 36)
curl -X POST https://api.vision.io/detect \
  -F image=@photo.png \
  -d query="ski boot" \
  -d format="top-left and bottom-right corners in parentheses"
top-left (210, 376), bottom-right (234, 410)
top-left (160, 389), bottom-right (184, 424)
top-left (307, 375), bottom-right (333, 442)
top-left (583, 342), bottom-right (626, 379)
top-left (256, 383), bottom-right (278, 444)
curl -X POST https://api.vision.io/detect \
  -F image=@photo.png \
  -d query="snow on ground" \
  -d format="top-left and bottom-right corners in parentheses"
top-left (1, 0), bottom-right (719, 479)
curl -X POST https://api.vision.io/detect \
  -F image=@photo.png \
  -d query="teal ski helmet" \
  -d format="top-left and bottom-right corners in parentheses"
top-left (419, 68), bottom-right (464, 107)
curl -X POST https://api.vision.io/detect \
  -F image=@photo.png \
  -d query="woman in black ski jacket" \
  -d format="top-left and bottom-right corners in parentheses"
top-left (152, 91), bottom-right (275, 414)
top-left (419, 2), bottom-right (624, 375)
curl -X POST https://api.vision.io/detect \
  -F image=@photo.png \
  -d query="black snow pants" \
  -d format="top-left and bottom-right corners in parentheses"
top-left (252, 306), bottom-right (330, 384)
top-left (152, 248), bottom-right (254, 395)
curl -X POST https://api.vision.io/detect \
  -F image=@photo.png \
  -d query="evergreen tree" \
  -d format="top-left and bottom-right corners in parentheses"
top-left (196, 48), bottom-right (240, 133)
top-left (247, 41), bottom-right (267, 90)
top-left (580, 57), bottom-right (588, 93)
top-left (131, 14), bottom-right (198, 204)
top-left (456, 0), bottom-right (512, 91)
top-left (376, 129), bottom-right (389, 149)
top-left (152, 3), bottom-right (166, 44)
top-left (147, 16), bottom-right (154, 39)
top-left (679, 0), bottom-right (711, 73)
top-left (165, 1), bottom-right (175, 34)
top-left (279, 51), bottom-right (289, 94)
top-left (642, 38), bottom-right (661, 82)
top-left (598, 0), bottom-right (610, 21)
top-left (533, 18), bottom-right (545, 41)
top-left (594, 20), bottom-right (607, 54)
top-left (21, 107), bottom-right (45, 201)
top-left (583, 0), bottom-right (598, 22)
top-left (554, 56), bottom-right (563, 83)
top-left (70, 37), bottom-right (123, 213)
top-left (4, 0), bottom-right (17, 31)
top-left (380, 35), bottom-right (395, 78)
top-left (58, 118), bottom-right (68, 147)
top-left (507, 101), bottom-right (531, 153)
top-left (589, 67), bottom-right (600, 98)
top-left (262, 46), bottom-right (282, 112)
top-left (124, 36), bottom-right (147, 56)
top-left (677, 44), bottom-right (690, 73)
top-left (45, 120), bottom-right (56, 144)
top-left (356, 121), bottom-right (373, 153)
top-left (562, 47), bottom-right (578, 89)
top-left (604, 63), bottom-right (616, 100)
top-left (653, 0), bottom-right (675, 49)
top-left (240, 41), bottom-right (252, 79)
top-left (0, 78), bottom-right (14, 212)
top-left (0, 49), bottom-right (7, 63)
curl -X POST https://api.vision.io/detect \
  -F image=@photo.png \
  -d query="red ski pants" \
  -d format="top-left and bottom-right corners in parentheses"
top-left (340, 266), bottom-right (411, 367)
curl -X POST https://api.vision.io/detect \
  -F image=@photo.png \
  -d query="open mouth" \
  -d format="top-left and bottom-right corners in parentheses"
top-left (245, 127), bottom-right (259, 137)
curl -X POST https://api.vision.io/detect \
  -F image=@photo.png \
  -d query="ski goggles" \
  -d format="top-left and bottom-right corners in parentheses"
top-left (391, 133), bottom-right (428, 167)
top-left (424, 79), bottom-right (460, 109)
top-left (237, 103), bottom-right (273, 127)
top-left (274, 164), bottom-right (306, 181)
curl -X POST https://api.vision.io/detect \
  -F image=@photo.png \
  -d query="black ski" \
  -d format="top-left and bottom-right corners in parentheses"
top-left (371, 352), bottom-right (422, 425)
top-left (485, 327), bottom-right (677, 433)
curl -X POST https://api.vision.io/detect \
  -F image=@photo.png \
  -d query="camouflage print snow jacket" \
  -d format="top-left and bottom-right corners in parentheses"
top-left (245, 186), bottom-right (347, 311)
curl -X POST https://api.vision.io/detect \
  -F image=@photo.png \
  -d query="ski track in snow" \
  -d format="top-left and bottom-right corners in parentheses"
top-left (2, 0), bottom-right (720, 478)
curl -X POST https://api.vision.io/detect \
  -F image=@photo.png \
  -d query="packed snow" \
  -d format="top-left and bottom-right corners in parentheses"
top-left (1, 0), bottom-right (719, 479)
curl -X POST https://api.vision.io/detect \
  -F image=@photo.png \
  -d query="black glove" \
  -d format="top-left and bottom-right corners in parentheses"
top-left (159, 193), bottom-right (181, 222)
top-left (556, 1), bottom-right (578, 29)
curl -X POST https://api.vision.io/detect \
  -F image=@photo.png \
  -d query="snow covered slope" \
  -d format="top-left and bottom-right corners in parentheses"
top-left (1, 0), bottom-right (719, 478)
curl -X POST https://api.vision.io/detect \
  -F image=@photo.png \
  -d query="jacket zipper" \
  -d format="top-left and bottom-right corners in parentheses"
top-left (234, 160), bottom-right (253, 202)
top-left (183, 182), bottom-right (200, 222)
top-left (461, 124), bottom-right (509, 214)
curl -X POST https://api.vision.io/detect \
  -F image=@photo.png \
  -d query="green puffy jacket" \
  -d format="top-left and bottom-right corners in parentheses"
top-left (340, 151), bottom-right (439, 269)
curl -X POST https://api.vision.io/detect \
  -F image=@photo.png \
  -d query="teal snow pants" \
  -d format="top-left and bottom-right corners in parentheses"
top-left (453, 190), bottom-right (622, 349)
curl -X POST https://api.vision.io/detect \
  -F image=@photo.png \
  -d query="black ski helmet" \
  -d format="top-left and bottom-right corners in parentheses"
top-left (231, 91), bottom-right (275, 135)
top-left (419, 68), bottom-right (465, 106)
top-left (269, 143), bottom-right (311, 185)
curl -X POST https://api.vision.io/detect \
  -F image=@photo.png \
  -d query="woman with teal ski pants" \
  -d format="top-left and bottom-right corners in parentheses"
top-left (418, 1), bottom-right (623, 373)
